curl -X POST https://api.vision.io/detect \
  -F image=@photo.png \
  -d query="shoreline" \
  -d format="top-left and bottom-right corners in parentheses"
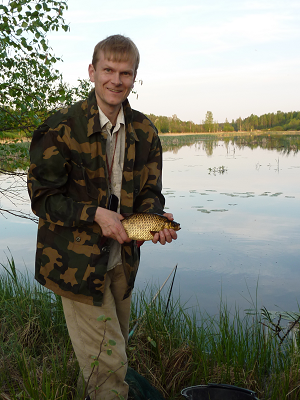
top-left (1, 131), bottom-right (299, 144)
top-left (0, 137), bottom-right (31, 144)
top-left (159, 130), bottom-right (300, 137)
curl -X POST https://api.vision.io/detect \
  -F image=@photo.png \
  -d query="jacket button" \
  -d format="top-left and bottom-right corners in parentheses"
top-left (76, 237), bottom-right (81, 242)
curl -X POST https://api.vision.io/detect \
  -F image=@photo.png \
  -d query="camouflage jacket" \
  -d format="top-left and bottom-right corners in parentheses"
top-left (27, 90), bottom-right (165, 306)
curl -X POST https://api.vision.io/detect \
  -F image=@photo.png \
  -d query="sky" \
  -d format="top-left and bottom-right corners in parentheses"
top-left (48, 0), bottom-right (300, 124)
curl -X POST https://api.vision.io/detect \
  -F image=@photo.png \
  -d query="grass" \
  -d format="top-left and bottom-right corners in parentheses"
top-left (0, 141), bottom-right (30, 171)
top-left (0, 130), bottom-right (30, 141)
top-left (0, 257), bottom-right (78, 400)
top-left (1, 258), bottom-right (300, 399)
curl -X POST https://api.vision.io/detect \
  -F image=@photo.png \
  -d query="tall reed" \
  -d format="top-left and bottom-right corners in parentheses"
top-left (1, 258), bottom-right (300, 399)
top-left (0, 256), bottom-right (78, 399)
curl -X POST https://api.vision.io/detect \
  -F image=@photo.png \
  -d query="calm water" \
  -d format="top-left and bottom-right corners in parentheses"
top-left (1, 135), bottom-right (300, 316)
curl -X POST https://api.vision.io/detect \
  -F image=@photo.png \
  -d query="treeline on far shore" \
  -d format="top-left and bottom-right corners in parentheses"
top-left (1, 109), bottom-right (300, 142)
top-left (146, 110), bottom-right (300, 134)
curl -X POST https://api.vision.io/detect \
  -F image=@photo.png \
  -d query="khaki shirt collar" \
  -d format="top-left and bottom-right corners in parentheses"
top-left (98, 106), bottom-right (125, 134)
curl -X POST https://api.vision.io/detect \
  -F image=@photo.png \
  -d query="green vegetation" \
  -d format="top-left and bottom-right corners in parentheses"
top-left (203, 111), bottom-right (214, 133)
top-left (241, 111), bottom-right (300, 132)
top-left (0, 0), bottom-right (92, 139)
top-left (146, 113), bottom-right (203, 134)
top-left (1, 257), bottom-right (300, 399)
top-left (0, 141), bottom-right (30, 171)
top-left (0, 256), bottom-right (77, 399)
top-left (146, 111), bottom-right (300, 134)
top-left (0, 0), bottom-right (68, 137)
top-left (208, 166), bottom-right (227, 175)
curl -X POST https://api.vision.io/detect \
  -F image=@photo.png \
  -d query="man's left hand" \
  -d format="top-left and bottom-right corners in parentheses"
top-left (152, 212), bottom-right (178, 245)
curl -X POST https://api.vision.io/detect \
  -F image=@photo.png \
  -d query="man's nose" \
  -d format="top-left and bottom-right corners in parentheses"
top-left (111, 72), bottom-right (122, 85)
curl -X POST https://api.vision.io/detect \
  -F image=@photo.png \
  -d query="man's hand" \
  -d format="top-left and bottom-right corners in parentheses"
top-left (152, 212), bottom-right (178, 245)
top-left (94, 207), bottom-right (130, 244)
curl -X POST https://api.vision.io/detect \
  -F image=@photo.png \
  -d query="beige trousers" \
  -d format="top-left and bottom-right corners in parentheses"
top-left (62, 264), bottom-right (132, 400)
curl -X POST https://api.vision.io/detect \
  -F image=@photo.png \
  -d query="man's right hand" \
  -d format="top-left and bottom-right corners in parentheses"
top-left (94, 207), bottom-right (130, 244)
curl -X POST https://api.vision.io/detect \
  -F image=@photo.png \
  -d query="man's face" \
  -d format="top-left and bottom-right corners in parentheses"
top-left (88, 50), bottom-right (136, 115)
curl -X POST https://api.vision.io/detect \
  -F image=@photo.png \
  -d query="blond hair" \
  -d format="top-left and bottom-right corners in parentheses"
top-left (92, 34), bottom-right (140, 72)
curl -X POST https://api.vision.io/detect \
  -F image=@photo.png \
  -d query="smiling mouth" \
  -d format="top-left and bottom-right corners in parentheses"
top-left (108, 88), bottom-right (122, 93)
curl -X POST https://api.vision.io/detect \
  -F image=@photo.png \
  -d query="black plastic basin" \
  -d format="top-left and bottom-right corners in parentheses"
top-left (181, 383), bottom-right (259, 400)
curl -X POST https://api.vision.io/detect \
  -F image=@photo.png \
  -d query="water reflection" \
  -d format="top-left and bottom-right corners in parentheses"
top-left (0, 135), bottom-right (300, 316)
top-left (137, 134), bottom-right (300, 316)
top-left (160, 133), bottom-right (300, 156)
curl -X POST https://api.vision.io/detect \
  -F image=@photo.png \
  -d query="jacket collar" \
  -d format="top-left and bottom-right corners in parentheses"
top-left (85, 89), bottom-right (139, 142)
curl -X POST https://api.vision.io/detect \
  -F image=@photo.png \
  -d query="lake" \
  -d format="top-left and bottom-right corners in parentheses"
top-left (0, 134), bottom-right (299, 317)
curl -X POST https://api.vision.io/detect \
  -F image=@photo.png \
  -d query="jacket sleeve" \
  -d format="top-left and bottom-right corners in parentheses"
top-left (134, 130), bottom-right (165, 214)
top-left (27, 123), bottom-right (97, 227)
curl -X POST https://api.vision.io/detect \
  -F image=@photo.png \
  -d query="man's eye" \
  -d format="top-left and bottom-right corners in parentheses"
top-left (105, 68), bottom-right (111, 72)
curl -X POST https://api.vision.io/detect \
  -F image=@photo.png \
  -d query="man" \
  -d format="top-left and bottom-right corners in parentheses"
top-left (27, 35), bottom-right (177, 400)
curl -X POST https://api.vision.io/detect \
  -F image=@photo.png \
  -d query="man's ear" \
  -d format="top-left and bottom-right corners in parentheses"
top-left (88, 64), bottom-right (95, 82)
top-left (132, 71), bottom-right (137, 89)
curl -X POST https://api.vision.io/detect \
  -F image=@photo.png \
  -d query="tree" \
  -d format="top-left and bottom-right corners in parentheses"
top-left (0, 0), bottom-right (77, 136)
top-left (204, 111), bottom-right (214, 132)
top-left (223, 118), bottom-right (234, 132)
top-left (236, 117), bottom-right (242, 131)
top-left (0, 1), bottom-right (94, 222)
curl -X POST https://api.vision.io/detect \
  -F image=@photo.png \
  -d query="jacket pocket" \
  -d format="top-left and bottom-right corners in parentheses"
top-left (37, 224), bottom-right (101, 294)
top-left (68, 160), bottom-right (99, 202)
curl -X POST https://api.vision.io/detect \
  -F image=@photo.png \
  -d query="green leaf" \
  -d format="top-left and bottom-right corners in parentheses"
top-left (22, 22), bottom-right (28, 28)
top-left (97, 315), bottom-right (106, 321)
top-left (35, 4), bottom-right (42, 11)
top-left (16, 29), bottom-right (22, 36)
top-left (10, 1), bottom-right (17, 10)
top-left (0, 5), bottom-right (9, 12)
top-left (91, 360), bottom-right (99, 367)
top-left (147, 336), bottom-right (157, 347)
top-left (108, 339), bottom-right (116, 346)
top-left (107, 349), bottom-right (112, 356)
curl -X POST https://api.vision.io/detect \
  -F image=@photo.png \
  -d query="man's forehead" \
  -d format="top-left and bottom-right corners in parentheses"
top-left (98, 50), bottom-right (135, 68)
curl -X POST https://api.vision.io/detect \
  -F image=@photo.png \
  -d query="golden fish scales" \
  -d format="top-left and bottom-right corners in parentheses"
top-left (121, 213), bottom-right (181, 241)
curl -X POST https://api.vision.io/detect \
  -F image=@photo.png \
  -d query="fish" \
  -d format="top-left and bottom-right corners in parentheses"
top-left (121, 213), bottom-right (181, 241)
